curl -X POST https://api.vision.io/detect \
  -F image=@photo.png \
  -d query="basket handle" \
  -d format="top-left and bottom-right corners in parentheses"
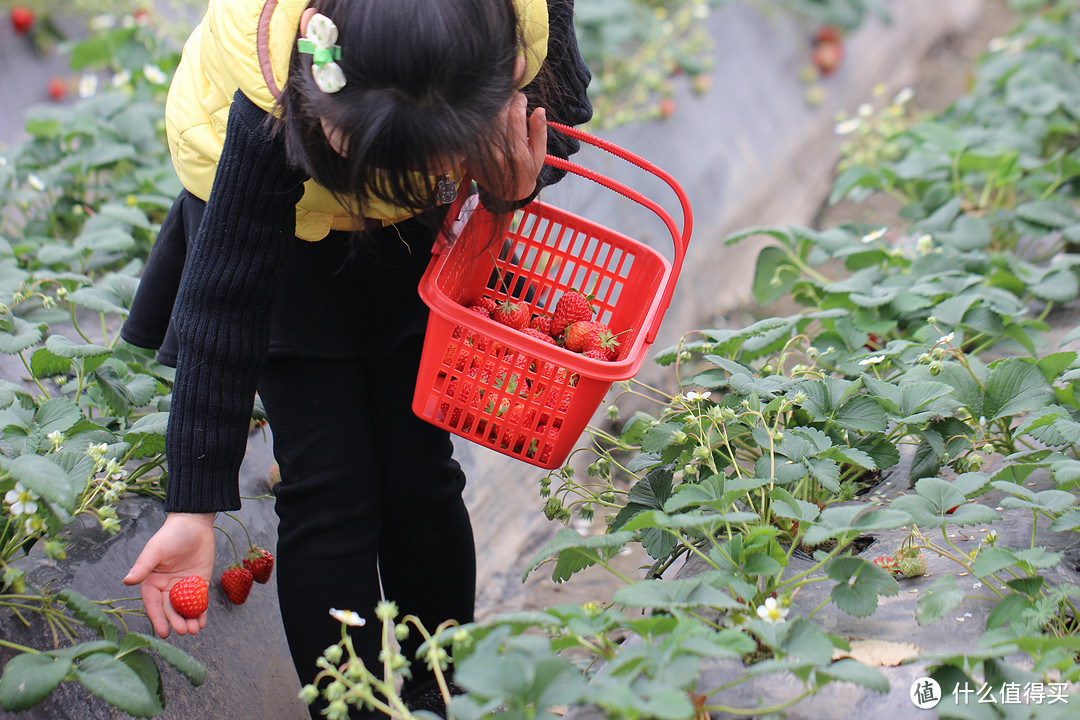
top-left (543, 121), bottom-right (692, 345)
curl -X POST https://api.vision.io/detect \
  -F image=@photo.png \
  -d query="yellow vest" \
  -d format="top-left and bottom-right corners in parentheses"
top-left (165, 0), bottom-right (549, 241)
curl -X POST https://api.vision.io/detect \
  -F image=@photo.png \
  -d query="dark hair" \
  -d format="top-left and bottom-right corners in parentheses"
top-left (276, 0), bottom-right (537, 228)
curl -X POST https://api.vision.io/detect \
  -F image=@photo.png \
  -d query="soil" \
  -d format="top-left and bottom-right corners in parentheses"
top-left (508, 0), bottom-right (1020, 616)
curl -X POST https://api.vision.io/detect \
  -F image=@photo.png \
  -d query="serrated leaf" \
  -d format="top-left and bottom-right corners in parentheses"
top-left (820, 658), bottom-right (889, 693)
top-left (613, 577), bottom-right (743, 611)
top-left (827, 557), bottom-right (899, 618)
top-left (0, 317), bottom-right (45, 354)
top-left (916, 575), bottom-right (965, 625)
top-left (2, 455), bottom-right (80, 513)
top-left (523, 529), bottom-right (634, 582)
top-left (983, 358), bottom-right (1054, 421)
top-left (972, 547), bottom-right (1018, 578)
top-left (93, 364), bottom-right (134, 414)
top-left (67, 287), bottom-right (128, 316)
top-left (45, 334), bottom-right (113, 359)
top-left (57, 590), bottom-right (120, 642)
top-left (0, 653), bottom-right (72, 712)
top-left (914, 477), bottom-right (966, 514)
top-left (626, 467), bottom-right (673, 509)
top-left (30, 347), bottom-right (71, 379)
top-left (120, 633), bottom-right (206, 686)
top-left (73, 654), bottom-right (161, 719)
top-left (117, 652), bottom-right (164, 717)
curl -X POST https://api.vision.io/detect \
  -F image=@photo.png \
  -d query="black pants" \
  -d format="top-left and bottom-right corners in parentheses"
top-left (258, 342), bottom-right (476, 717)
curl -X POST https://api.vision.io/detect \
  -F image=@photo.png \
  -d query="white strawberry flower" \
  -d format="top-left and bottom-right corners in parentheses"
top-left (27, 174), bottom-right (45, 192)
top-left (329, 608), bottom-right (366, 627)
top-left (858, 355), bottom-right (885, 366)
top-left (142, 64), bottom-right (167, 85)
top-left (682, 391), bottom-right (711, 402)
top-left (756, 597), bottom-right (788, 623)
top-left (5, 483), bottom-right (39, 516)
top-left (861, 227), bottom-right (887, 244)
top-left (78, 73), bottom-right (98, 99)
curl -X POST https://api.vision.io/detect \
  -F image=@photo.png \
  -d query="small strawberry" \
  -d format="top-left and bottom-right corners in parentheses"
top-left (658, 98), bottom-right (676, 119)
top-left (814, 25), bottom-right (842, 44)
top-left (896, 547), bottom-right (927, 578)
top-left (529, 315), bottom-right (552, 335)
top-left (48, 77), bottom-right (66, 102)
top-left (490, 300), bottom-right (530, 330)
top-left (872, 555), bottom-right (899, 577)
top-left (811, 40), bottom-right (844, 76)
top-left (470, 296), bottom-right (498, 313)
top-left (563, 320), bottom-right (595, 352)
top-left (169, 575), bottom-right (209, 619)
top-left (466, 304), bottom-right (490, 317)
top-left (582, 348), bottom-right (611, 361)
top-left (221, 564), bottom-right (254, 605)
top-left (243, 547), bottom-right (274, 584)
top-left (10, 6), bottom-right (34, 36)
top-left (581, 324), bottom-right (621, 361)
top-left (550, 291), bottom-right (594, 338)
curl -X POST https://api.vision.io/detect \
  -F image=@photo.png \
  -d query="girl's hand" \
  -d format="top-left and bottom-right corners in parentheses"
top-left (474, 93), bottom-right (548, 202)
top-left (124, 512), bottom-right (216, 638)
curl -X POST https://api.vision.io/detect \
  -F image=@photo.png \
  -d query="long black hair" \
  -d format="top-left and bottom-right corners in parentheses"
top-left (276, 0), bottom-right (545, 229)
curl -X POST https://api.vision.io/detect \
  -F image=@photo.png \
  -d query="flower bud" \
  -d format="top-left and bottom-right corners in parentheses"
top-left (323, 645), bottom-right (343, 665)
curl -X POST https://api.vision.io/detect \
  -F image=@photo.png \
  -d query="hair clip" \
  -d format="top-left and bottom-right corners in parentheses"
top-left (298, 13), bottom-right (345, 93)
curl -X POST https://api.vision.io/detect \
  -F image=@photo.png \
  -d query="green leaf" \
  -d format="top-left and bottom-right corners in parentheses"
top-left (30, 348), bottom-right (72, 379)
top-left (2, 455), bottom-right (81, 514)
top-left (640, 423), bottom-right (682, 454)
top-left (120, 633), bottom-right (206, 687)
top-left (73, 654), bottom-right (162, 719)
top-left (914, 477), bottom-right (965, 514)
top-left (67, 287), bottom-right (129, 316)
top-left (820, 658), bottom-right (889, 693)
top-left (522, 529), bottom-right (634, 582)
top-left (626, 467), bottom-right (673, 509)
top-left (916, 575), bottom-right (965, 625)
top-left (827, 557), bottom-right (899, 618)
top-left (751, 246), bottom-right (800, 305)
top-left (58, 590), bottom-right (120, 642)
top-left (117, 652), bottom-right (165, 718)
top-left (972, 547), bottom-right (1018, 578)
top-left (45, 334), bottom-right (113, 359)
top-left (93, 364), bottom-right (135, 414)
top-left (613, 576), bottom-right (743, 611)
top-left (0, 317), bottom-right (45, 354)
top-left (0, 653), bottom-right (72, 712)
top-left (983, 358), bottom-right (1054, 421)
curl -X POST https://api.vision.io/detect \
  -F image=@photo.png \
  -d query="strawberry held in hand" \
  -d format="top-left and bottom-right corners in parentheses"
top-left (243, 547), bottom-right (275, 584)
top-left (169, 575), bottom-right (209, 619)
top-left (221, 564), bottom-right (254, 605)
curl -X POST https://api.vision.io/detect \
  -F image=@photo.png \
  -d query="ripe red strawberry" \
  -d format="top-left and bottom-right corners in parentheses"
top-left (470, 296), bottom-right (498, 313)
top-left (10, 6), bottom-right (34, 35)
top-left (814, 25), bottom-right (842, 44)
top-left (523, 328), bottom-right (556, 344)
top-left (48, 77), bottom-right (66, 102)
top-left (529, 315), bottom-right (552, 335)
top-left (811, 40), bottom-right (844, 76)
top-left (221, 564), bottom-right (254, 605)
top-left (550, 291), bottom-right (594, 338)
top-left (169, 575), bottom-right (208, 619)
top-left (582, 324), bottom-right (621, 361)
top-left (563, 320), bottom-right (595, 352)
top-left (466, 304), bottom-right (490, 316)
top-left (490, 300), bottom-right (529, 330)
top-left (243, 547), bottom-right (274, 584)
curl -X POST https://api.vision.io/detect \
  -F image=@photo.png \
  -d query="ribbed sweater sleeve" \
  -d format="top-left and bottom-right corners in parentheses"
top-left (164, 91), bottom-right (307, 512)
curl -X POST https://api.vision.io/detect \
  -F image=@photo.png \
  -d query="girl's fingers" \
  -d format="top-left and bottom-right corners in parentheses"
top-left (139, 583), bottom-right (172, 639)
top-left (528, 107), bottom-right (547, 167)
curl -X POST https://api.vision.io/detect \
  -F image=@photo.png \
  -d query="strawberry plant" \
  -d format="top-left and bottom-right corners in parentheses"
top-left (302, 3), bottom-right (1080, 717)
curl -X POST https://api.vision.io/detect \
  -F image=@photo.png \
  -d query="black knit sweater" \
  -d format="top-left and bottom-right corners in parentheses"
top-left (146, 0), bottom-right (593, 513)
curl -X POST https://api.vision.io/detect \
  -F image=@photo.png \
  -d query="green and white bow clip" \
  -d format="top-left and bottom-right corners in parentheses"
top-left (298, 13), bottom-right (345, 93)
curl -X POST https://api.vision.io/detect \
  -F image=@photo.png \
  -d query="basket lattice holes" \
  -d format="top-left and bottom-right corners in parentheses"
top-left (432, 202), bottom-right (664, 463)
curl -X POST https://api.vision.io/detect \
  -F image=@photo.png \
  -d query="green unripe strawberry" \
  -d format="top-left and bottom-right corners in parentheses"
top-left (897, 549), bottom-right (926, 578)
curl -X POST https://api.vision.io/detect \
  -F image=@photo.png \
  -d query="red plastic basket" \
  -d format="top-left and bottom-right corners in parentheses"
top-left (412, 123), bottom-right (692, 468)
